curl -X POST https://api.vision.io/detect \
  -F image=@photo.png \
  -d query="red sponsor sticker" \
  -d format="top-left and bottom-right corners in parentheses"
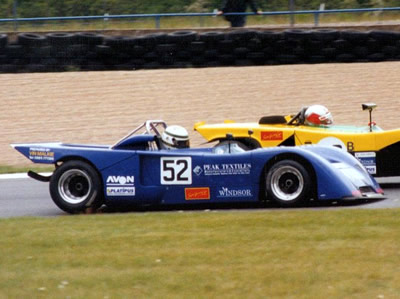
top-left (261, 131), bottom-right (283, 141)
top-left (185, 187), bottom-right (210, 200)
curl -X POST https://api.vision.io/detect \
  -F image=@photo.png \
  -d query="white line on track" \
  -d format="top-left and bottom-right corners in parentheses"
top-left (0, 173), bottom-right (52, 180)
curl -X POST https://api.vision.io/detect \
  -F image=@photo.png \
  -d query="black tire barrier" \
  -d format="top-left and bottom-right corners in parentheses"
top-left (46, 32), bottom-right (77, 47)
top-left (17, 33), bottom-right (47, 47)
top-left (198, 31), bottom-right (224, 45)
top-left (312, 29), bottom-right (340, 42)
top-left (1, 29), bottom-right (400, 73)
top-left (165, 31), bottom-right (197, 46)
top-left (0, 34), bottom-right (8, 48)
top-left (340, 30), bottom-right (369, 45)
top-left (75, 32), bottom-right (104, 46)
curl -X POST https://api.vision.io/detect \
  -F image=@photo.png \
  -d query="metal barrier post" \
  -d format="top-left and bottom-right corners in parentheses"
top-left (289, 0), bottom-right (295, 27)
top-left (13, 0), bottom-right (18, 32)
top-left (155, 16), bottom-right (160, 29)
top-left (314, 12), bottom-right (319, 26)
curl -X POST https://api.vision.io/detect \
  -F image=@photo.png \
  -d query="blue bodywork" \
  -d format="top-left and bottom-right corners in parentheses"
top-left (12, 133), bottom-right (383, 206)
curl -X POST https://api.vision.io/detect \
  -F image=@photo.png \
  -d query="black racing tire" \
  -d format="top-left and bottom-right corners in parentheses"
top-left (156, 43), bottom-right (177, 54)
top-left (312, 29), bottom-right (340, 42)
top-left (368, 30), bottom-right (400, 44)
top-left (368, 52), bottom-right (385, 62)
top-left (247, 51), bottom-right (265, 64)
top-left (382, 45), bottom-right (398, 58)
top-left (217, 39), bottom-right (234, 54)
top-left (248, 38), bottom-right (263, 51)
top-left (46, 32), bottom-right (77, 47)
top-left (75, 32), bottom-right (104, 46)
top-left (166, 31), bottom-right (197, 45)
top-left (321, 47), bottom-right (337, 59)
top-left (233, 47), bottom-right (249, 58)
top-left (227, 29), bottom-right (258, 46)
top-left (189, 41), bottom-right (206, 53)
top-left (5, 44), bottom-right (25, 59)
top-left (139, 33), bottom-right (167, 49)
top-left (331, 39), bottom-right (352, 53)
top-left (177, 50), bottom-right (191, 60)
top-left (335, 53), bottom-right (356, 63)
top-left (353, 46), bottom-right (369, 59)
top-left (258, 31), bottom-right (283, 47)
top-left (266, 160), bottom-right (311, 206)
top-left (340, 30), bottom-right (369, 44)
top-left (284, 29), bottom-right (312, 42)
top-left (0, 34), bottom-right (8, 48)
top-left (218, 54), bottom-right (235, 65)
top-left (49, 161), bottom-right (104, 214)
top-left (204, 49), bottom-right (218, 59)
top-left (17, 33), bottom-right (47, 47)
top-left (198, 31), bottom-right (224, 44)
top-left (143, 51), bottom-right (158, 62)
top-left (277, 54), bottom-right (299, 64)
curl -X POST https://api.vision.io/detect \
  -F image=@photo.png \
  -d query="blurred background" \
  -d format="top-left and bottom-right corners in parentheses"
top-left (0, 0), bottom-right (399, 31)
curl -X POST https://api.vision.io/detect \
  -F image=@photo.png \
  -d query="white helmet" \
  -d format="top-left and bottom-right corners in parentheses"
top-left (161, 125), bottom-right (190, 149)
top-left (304, 105), bottom-right (333, 126)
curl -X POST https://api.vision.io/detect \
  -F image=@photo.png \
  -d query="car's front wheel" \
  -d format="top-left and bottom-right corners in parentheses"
top-left (49, 161), bottom-right (103, 213)
top-left (266, 160), bottom-right (311, 206)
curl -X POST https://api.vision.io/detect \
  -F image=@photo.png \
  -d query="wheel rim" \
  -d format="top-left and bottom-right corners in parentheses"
top-left (270, 165), bottom-right (304, 202)
top-left (58, 169), bottom-right (92, 204)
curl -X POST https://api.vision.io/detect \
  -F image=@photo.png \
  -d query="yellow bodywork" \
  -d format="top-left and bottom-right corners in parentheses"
top-left (194, 117), bottom-right (400, 152)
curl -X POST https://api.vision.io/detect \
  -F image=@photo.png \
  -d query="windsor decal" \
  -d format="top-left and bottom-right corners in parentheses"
top-left (217, 187), bottom-right (252, 198)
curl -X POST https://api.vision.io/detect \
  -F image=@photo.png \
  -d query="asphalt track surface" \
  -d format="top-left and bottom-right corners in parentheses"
top-left (1, 175), bottom-right (400, 218)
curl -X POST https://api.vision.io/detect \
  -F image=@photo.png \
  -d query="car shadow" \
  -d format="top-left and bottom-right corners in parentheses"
top-left (97, 197), bottom-right (386, 214)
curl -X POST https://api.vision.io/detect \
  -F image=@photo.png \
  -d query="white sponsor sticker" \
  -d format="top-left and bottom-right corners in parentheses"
top-left (217, 187), bottom-right (252, 198)
top-left (161, 157), bottom-right (192, 185)
top-left (202, 163), bottom-right (251, 176)
top-left (355, 152), bottom-right (377, 174)
top-left (107, 187), bottom-right (135, 196)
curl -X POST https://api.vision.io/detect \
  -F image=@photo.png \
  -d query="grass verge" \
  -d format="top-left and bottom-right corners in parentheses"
top-left (0, 165), bottom-right (53, 175)
top-left (0, 209), bottom-right (399, 298)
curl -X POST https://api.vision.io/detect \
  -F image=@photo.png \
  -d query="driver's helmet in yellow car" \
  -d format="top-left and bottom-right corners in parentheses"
top-left (304, 105), bottom-right (333, 126)
top-left (161, 125), bottom-right (190, 149)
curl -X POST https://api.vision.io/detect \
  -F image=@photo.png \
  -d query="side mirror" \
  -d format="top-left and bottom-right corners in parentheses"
top-left (226, 133), bottom-right (234, 140)
top-left (362, 103), bottom-right (377, 111)
top-left (226, 133), bottom-right (234, 153)
top-left (362, 103), bottom-right (377, 132)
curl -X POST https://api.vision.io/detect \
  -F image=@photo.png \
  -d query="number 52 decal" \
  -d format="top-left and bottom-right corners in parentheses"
top-left (161, 157), bottom-right (192, 185)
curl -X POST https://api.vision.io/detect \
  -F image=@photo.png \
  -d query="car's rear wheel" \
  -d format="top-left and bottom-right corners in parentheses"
top-left (266, 160), bottom-right (311, 206)
top-left (49, 161), bottom-right (103, 214)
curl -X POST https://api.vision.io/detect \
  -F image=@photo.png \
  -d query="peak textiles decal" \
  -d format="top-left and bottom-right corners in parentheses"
top-left (106, 175), bottom-right (135, 196)
top-left (29, 147), bottom-right (55, 162)
top-left (261, 131), bottom-right (283, 141)
top-left (185, 187), bottom-right (210, 200)
top-left (193, 163), bottom-right (251, 176)
top-left (217, 187), bottom-right (252, 198)
top-left (193, 165), bottom-right (203, 176)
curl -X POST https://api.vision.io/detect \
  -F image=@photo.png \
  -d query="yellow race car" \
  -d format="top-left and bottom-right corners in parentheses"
top-left (194, 103), bottom-right (400, 177)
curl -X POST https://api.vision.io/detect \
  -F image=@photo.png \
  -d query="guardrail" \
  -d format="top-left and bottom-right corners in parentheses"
top-left (1, 7), bottom-right (400, 31)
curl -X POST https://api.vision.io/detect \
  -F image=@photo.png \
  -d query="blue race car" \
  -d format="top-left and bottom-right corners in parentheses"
top-left (12, 120), bottom-right (384, 214)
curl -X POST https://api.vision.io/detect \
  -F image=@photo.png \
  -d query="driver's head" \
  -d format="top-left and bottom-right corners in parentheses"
top-left (161, 125), bottom-right (190, 149)
top-left (304, 105), bottom-right (333, 126)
